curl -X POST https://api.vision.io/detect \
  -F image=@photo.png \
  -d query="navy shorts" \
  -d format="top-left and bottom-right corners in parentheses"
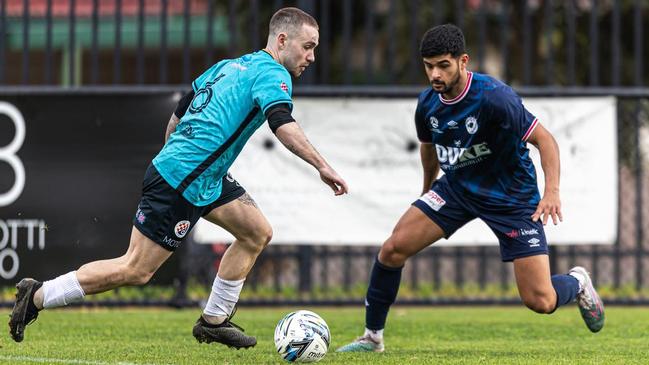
top-left (133, 163), bottom-right (246, 251)
top-left (412, 176), bottom-right (548, 262)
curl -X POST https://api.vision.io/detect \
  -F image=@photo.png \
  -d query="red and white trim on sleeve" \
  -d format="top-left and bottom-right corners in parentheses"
top-left (439, 71), bottom-right (473, 105)
top-left (522, 118), bottom-right (539, 141)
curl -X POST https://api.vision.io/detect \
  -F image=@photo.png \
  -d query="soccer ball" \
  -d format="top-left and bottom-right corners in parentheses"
top-left (274, 310), bottom-right (331, 363)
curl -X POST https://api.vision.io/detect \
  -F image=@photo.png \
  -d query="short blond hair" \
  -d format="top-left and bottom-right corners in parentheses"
top-left (268, 7), bottom-right (318, 37)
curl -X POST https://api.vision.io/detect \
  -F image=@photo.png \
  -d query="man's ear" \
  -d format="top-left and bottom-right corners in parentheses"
top-left (459, 54), bottom-right (470, 70)
top-left (277, 33), bottom-right (288, 51)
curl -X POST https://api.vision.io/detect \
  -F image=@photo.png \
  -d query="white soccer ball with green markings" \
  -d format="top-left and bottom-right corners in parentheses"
top-left (274, 310), bottom-right (330, 363)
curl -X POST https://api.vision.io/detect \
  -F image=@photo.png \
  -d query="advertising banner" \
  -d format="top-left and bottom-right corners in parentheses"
top-left (0, 93), bottom-right (181, 284)
top-left (0, 93), bottom-right (618, 286)
top-left (194, 97), bottom-right (618, 246)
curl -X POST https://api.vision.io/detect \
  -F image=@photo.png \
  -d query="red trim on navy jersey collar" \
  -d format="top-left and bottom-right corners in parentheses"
top-left (439, 71), bottom-right (473, 105)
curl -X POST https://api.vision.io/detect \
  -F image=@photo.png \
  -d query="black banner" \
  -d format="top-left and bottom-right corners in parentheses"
top-left (0, 92), bottom-right (184, 285)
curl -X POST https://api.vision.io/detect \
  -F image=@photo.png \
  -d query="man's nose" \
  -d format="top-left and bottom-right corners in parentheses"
top-left (430, 68), bottom-right (442, 80)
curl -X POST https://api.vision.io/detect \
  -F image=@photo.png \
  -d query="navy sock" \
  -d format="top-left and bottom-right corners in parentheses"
top-left (551, 274), bottom-right (580, 309)
top-left (365, 257), bottom-right (403, 331)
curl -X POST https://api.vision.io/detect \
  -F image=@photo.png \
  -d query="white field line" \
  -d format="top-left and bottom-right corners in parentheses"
top-left (0, 355), bottom-right (168, 365)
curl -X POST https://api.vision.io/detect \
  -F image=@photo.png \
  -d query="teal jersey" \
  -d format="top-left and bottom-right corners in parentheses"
top-left (153, 50), bottom-right (293, 206)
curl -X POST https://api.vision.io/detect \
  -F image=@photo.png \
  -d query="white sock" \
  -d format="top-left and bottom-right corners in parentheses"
top-left (203, 276), bottom-right (244, 318)
top-left (364, 328), bottom-right (384, 340)
top-left (42, 271), bottom-right (85, 309)
top-left (568, 271), bottom-right (586, 293)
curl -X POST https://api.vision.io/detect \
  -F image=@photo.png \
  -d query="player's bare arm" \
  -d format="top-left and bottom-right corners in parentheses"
top-left (420, 142), bottom-right (439, 195)
top-left (274, 122), bottom-right (349, 195)
top-left (164, 113), bottom-right (181, 143)
top-left (527, 123), bottom-right (562, 225)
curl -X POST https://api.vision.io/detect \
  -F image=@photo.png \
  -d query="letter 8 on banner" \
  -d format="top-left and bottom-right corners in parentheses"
top-left (0, 102), bottom-right (26, 207)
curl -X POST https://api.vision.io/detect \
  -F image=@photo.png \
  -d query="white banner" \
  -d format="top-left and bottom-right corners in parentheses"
top-left (194, 97), bottom-right (617, 246)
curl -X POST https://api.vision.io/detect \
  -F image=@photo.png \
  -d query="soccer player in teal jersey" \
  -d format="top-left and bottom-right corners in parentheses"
top-left (338, 24), bottom-right (604, 353)
top-left (10, 8), bottom-right (348, 349)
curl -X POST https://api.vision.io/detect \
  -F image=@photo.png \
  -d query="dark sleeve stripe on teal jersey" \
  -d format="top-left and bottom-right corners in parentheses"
top-left (176, 106), bottom-right (260, 194)
top-left (262, 99), bottom-right (293, 113)
top-left (174, 89), bottom-right (195, 118)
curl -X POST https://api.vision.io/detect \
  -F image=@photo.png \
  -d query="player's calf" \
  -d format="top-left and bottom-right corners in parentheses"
top-left (521, 293), bottom-right (556, 314)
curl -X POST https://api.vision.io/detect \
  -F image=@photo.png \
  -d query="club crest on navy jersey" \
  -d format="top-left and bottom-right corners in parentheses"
top-left (429, 116), bottom-right (438, 130)
top-left (429, 116), bottom-right (443, 134)
top-left (465, 116), bottom-right (478, 134)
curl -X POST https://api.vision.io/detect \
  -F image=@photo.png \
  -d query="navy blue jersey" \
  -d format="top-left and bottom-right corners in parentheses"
top-left (414, 71), bottom-right (540, 207)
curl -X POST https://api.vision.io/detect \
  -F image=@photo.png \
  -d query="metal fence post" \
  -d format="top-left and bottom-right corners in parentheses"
top-left (182, 0), bottom-right (191, 84)
top-left (114, 0), bottom-right (122, 84)
top-left (589, 0), bottom-right (599, 86)
top-left (635, 100), bottom-right (644, 290)
top-left (0, 0), bottom-right (5, 84)
top-left (69, 0), bottom-right (76, 86)
top-left (91, 0), bottom-right (99, 84)
top-left (22, 0), bottom-right (29, 85)
top-left (160, 0), bottom-right (168, 84)
top-left (298, 245), bottom-right (313, 292)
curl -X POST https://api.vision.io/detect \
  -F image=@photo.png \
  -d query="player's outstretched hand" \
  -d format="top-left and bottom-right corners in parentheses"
top-left (532, 190), bottom-right (562, 225)
top-left (318, 166), bottom-right (348, 196)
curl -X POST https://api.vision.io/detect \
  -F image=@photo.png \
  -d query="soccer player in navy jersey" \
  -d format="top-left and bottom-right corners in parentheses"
top-left (338, 24), bottom-right (604, 353)
top-left (10, 8), bottom-right (348, 349)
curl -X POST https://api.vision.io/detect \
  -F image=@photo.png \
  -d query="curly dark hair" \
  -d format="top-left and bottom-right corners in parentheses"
top-left (419, 24), bottom-right (466, 58)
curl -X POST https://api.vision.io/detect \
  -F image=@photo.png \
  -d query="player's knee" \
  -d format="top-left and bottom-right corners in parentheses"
top-left (128, 271), bottom-right (154, 286)
top-left (259, 225), bottom-right (273, 247)
top-left (121, 265), bottom-right (155, 286)
top-left (522, 294), bottom-right (556, 314)
top-left (239, 225), bottom-right (273, 252)
top-left (379, 236), bottom-right (410, 267)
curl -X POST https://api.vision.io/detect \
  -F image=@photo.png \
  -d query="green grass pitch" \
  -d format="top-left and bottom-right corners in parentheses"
top-left (2, 306), bottom-right (648, 364)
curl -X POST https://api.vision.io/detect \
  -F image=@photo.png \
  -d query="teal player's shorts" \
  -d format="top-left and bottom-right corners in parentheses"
top-left (133, 163), bottom-right (245, 251)
top-left (413, 175), bottom-right (548, 262)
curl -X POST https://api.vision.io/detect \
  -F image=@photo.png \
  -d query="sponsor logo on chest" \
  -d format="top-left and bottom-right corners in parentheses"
top-left (435, 142), bottom-right (492, 165)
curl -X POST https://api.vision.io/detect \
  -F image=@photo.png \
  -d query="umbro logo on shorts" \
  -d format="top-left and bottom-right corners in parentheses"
top-left (174, 220), bottom-right (191, 238)
top-left (528, 238), bottom-right (540, 247)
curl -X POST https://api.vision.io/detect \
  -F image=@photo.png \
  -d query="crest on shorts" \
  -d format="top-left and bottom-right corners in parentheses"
top-left (174, 220), bottom-right (191, 238)
top-left (135, 208), bottom-right (146, 224)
